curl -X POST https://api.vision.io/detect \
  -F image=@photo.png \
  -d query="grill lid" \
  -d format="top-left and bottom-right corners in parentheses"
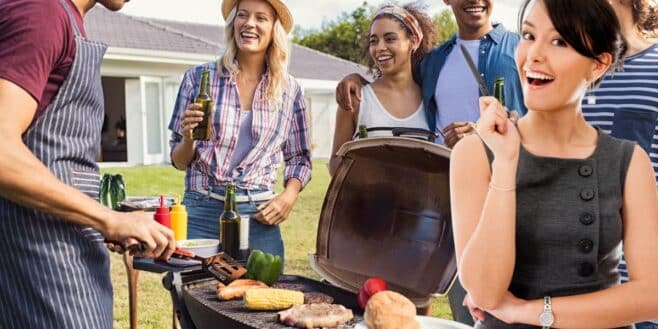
top-left (310, 137), bottom-right (457, 306)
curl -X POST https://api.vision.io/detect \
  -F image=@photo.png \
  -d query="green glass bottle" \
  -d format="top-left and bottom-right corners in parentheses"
top-left (494, 77), bottom-right (506, 107)
top-left (358, 125), bottom-right (368, 139)
top-left (219, 184), bottom-right (241, 259)
top-left (192, 69), bottom-right (213, 141)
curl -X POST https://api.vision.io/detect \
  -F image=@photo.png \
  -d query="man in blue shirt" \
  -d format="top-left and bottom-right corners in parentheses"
top-left (337, 0), bottom-right (525, 149)
top-left (335, 0), bottom-right (525, 323)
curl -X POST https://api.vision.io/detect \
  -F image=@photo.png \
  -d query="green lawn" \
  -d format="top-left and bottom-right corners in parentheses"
top-left (103, 161), bottom-right (452, 328)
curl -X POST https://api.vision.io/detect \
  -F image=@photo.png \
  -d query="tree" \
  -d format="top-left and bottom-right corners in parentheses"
top-left (433, 9), bottom-right (458, 45)
top-left (293, 2), bottom-right (373, 65)
top-left (292, 4), bottom-right (459, 63)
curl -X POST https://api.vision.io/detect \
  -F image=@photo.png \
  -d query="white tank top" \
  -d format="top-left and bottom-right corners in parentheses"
top-left (355, 85), bottom-right (429, 138)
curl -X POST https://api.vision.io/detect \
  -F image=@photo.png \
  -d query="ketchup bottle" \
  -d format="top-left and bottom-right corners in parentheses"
top-left (153, 195), bottom-right (171, 228)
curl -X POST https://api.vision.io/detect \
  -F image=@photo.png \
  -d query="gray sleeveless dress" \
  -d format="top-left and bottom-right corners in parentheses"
top-left (476, 131), bottom-right (635, 329)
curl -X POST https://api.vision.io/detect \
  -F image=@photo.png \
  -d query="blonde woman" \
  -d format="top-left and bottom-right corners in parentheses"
top-left (168, 0), bottom-right (311, 263)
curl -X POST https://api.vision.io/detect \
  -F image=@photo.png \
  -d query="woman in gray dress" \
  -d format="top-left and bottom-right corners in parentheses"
top-left (450, 0), bottom-right (658, 327)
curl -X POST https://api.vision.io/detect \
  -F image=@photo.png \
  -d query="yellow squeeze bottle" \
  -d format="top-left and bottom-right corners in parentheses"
top-left (170, 196), bottom-right (188, 241)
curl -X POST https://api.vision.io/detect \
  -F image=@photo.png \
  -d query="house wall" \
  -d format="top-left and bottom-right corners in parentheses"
top-left (99, 57), bottom-right (340, 166)
top-left (305, 93), bottom-right (335, 160)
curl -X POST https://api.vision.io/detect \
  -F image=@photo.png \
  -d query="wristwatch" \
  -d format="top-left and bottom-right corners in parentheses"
top-left (539, 296), bottom-right (555, 329)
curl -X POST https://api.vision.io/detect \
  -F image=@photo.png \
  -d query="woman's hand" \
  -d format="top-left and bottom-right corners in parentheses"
top-left (180, 103), bottom-right (204, 142)
top-left (476, 97), bottom-right (520, 162)
top-left (464, 293), bottom-right (487, 322)
top-left (254, 179), bottom-right (302, 225)
top-left (254, 191), bottom-right (298, 225)
top-left (486, 291), bottom-right (525, 324)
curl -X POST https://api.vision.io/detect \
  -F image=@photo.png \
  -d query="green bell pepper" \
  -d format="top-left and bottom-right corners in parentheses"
top-left (245, 249), bottom-right (282, 286)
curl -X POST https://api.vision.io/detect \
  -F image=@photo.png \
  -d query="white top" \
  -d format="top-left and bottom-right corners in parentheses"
top-left (355, 85), bottom-right (429, 138)
top-left (227, 110), bottom-right (253, 174)
top-left (434, 38), bottom-right (481, 144)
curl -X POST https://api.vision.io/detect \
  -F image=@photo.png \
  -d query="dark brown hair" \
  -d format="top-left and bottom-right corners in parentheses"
top-left (365, 2), bottom-right (437, 79)
top-left (518, 0), bottom-right (627, 88)
top-left (625, 0), bottom-right (658, 32)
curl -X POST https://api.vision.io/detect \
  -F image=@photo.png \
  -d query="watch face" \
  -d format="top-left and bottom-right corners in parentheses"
top-left (540, 311), bottom-right (555, 325)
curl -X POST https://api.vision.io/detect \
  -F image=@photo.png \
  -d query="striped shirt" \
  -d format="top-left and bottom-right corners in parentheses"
top-left (168, 62), bottom-right (312, 192)
top-left (582, 44), bottom-right (657, 322)
top-left (583, 43), bottom-right (658, 182)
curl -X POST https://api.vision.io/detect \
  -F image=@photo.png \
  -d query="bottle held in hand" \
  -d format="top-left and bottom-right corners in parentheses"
top-left (193, 69), bottom-right (213, 141)
top-left (494, 77), bottom-right (506, 107)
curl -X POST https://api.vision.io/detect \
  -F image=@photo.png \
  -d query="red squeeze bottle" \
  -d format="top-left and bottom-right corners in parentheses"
top-left (154, 195), bottom-right (171, 228)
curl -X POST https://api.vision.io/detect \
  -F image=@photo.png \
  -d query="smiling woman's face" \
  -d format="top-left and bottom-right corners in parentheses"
top-left (233, 0), bottom-right (276, 55)
top-left (368, 17), bottom-right (415, 77)
top-left (515, 0), bottom-right (605, 112)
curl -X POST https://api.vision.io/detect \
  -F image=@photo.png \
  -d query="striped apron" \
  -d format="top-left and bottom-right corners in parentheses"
top-left (0, 1), bottom-right (112, 328)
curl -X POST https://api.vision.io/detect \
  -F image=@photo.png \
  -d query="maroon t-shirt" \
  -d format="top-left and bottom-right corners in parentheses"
top-left (0, 0), bottom-right (85, 117)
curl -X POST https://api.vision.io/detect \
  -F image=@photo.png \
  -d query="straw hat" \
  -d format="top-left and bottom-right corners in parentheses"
top-left (222, 0), bottom-right (293, 33)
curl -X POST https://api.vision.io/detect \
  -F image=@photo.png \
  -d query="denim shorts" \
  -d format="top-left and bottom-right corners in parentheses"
top-left (182, 188), bottom-right (285, 266)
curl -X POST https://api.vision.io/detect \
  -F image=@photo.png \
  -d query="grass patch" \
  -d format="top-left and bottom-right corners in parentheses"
top-left (103, 161), bottom-right (451, 328)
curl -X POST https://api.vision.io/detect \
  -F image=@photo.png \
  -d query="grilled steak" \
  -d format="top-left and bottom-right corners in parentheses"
top-left (278, 303), bottom-right (353, 328)
top-left (272, 282), bottom-right (306, 292)
top-left (303, 292), bottom-right (334, 304)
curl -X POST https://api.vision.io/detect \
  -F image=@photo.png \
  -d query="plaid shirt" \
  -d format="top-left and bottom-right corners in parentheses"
top-left (168, 62), bottom-right (312, 192)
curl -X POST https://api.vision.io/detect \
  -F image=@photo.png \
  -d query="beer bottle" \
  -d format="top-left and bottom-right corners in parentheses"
top-left (358, 125), bottom-right (368, 139)
top-left (193, 69), bottom-right (213, 140)
top-left (494, 77), bottom-right (505, 107)
top-left (219, 184), bottom-right (241, 259)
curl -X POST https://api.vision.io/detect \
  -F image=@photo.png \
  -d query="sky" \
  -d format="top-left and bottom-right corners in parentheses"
top-left (121, 0), bottom-right (525, 32)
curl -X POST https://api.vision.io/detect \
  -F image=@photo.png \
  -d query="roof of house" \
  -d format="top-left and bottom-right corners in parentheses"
top-left (86, 6), bottom-right (367, 80)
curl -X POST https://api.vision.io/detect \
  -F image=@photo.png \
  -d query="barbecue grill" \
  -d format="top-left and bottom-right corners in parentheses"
top-left (135, 136), bottom-right (457, 328)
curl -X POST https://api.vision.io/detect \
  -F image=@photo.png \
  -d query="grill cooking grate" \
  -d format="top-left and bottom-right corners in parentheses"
top-left (183, 275), bottom-right (363, 329)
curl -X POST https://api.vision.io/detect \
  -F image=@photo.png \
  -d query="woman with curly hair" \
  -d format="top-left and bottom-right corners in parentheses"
top-left (329, 3), bottom-right (437, 175)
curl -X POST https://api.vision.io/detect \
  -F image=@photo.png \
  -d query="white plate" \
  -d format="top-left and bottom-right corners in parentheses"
top-left (354, 316), bottom-right (473, 329)
top-left (177, 239), bottom-right (219, 249)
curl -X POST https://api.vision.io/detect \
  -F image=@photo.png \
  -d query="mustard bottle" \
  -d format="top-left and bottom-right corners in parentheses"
top-left (170, 196), bottom-right (188, 241)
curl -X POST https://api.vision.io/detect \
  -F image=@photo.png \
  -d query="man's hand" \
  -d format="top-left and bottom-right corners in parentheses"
top-left (442, 121), bottom-right (476, 149)
top-left (103, 210), bottom-right (176, 260)
top-left (335, 73), bottom-right (368, 112)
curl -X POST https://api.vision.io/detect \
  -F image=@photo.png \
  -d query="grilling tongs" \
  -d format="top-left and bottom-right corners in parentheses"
top-left (108, 240), bottom-right (247, 284)
top-left (170, 248), bottom-right (247, 283)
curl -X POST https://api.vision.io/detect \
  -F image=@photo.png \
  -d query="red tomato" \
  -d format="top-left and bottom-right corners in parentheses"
top-left (363, 277), bottom-right (387, 296)
top-left (357, 277), bottom-right (388, 309)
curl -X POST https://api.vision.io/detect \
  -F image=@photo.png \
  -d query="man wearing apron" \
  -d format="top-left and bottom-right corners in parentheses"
top-left (0, 0), bottom-right (176, 328)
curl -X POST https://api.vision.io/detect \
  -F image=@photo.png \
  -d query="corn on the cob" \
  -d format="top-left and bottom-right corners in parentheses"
top-left (244, 288), bottom-right (304, 311)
